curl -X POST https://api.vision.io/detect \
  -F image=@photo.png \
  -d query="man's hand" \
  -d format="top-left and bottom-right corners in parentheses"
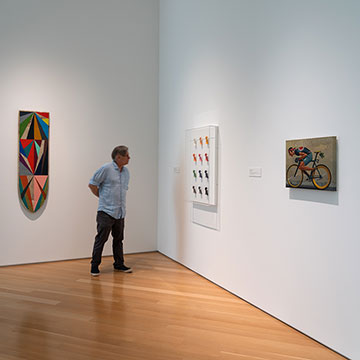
top-left (88, 184), bottom-right (99, 197)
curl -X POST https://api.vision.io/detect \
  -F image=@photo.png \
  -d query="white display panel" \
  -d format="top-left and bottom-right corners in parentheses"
top-left (186, 126), bottom-right (218, 205)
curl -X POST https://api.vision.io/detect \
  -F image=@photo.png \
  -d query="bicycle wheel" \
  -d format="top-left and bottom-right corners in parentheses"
top-left (286, 164), bottom-right (303, 188)
top-left (312, 164), bottom-right (331, 190)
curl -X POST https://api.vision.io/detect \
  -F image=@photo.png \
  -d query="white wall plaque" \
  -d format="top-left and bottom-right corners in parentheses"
top-left (249, 167), bottom-right (262, 177)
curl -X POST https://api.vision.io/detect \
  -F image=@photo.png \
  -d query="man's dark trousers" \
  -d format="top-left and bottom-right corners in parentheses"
top-left (91, 211), bottom-right (125, 266)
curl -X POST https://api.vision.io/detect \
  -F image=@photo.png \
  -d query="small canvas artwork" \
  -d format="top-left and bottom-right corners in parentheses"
top-left (286, 136), bottom-right (336, 191)
top-left (18, 111), bottom-right (49, 212)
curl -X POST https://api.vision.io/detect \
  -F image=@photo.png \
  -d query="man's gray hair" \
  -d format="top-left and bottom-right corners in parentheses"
top-left (111, 145), bottom-right (128, 160)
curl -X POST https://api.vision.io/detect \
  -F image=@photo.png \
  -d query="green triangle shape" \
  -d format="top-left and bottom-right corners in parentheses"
top-left (19, 114), bottom-right (33, 138)
top-left (19, 177), bottom-right (24, 194)
top-left (34, 141), bottom-right (41, 155)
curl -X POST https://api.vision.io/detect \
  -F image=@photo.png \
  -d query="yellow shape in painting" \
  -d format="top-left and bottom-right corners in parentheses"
top-left (40, 115), bottom-right (49, 125)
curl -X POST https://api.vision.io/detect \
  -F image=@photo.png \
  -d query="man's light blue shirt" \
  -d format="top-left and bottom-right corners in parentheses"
top-left (89, 161), bottom-right (130, 219)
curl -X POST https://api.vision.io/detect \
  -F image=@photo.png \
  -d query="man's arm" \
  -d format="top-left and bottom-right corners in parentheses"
top-left (298, 152), bottom-right (308, 160)
top-left (88, 184), bottom-right (99, 197)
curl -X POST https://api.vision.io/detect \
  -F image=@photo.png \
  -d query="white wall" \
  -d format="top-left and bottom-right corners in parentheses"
top-left (0, 0), bottom-right (159, 266)
top-left (158, 1), bottom-right (360, 358)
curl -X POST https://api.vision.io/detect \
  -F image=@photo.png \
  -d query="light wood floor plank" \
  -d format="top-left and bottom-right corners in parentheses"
top-left (0, 252), bottom-right (346, 360)
top-left (0, 290), bottom-right (60, 305)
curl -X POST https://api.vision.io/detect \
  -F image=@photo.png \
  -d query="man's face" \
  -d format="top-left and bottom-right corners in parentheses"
top-left (289, 148), bottom-right (295, 157)
top-left (115, 152), bottom-right (130, 166)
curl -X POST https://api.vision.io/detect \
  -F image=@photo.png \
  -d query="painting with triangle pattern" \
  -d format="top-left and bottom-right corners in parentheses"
top-left (18, 111), bottom-right (49, 212)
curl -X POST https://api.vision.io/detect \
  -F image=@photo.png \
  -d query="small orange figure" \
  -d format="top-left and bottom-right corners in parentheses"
top-left (193, 153), bottom-right (197, 162)
top-left (205, 136), bottom-right (209, 145)
top-left (199, 137), bottom-right (203, 146)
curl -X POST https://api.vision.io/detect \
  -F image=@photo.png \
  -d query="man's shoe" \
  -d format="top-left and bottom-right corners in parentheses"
top-left (91, 265), bottom-right (100, 276)
top-left (114, 264), bottom-right (132, 273)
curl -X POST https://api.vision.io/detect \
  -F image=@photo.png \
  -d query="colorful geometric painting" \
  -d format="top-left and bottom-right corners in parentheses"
top-left (18, 111), bottom-right (49, 212)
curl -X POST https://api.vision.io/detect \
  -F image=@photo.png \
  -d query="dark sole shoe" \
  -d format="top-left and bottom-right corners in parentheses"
top-left (91, 266), bottom-right (100, 276)
top-left (114, 267), bottom-right (132, 273)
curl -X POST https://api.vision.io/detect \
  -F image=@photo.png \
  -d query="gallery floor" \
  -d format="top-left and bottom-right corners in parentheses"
top-left (0, 252), bottom-right (345, 360)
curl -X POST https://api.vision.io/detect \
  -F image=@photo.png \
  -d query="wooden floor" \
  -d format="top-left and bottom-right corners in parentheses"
top-left (0, 252), bottom-right (346, 360)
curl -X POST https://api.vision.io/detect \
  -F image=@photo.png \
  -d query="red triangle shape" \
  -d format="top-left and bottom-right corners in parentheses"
top-left (27, 142), bottom-right (36, 173)
top-left (20, 139), bottom-right (33, 148)
top-left (36, 112), bottom-right (49, 118)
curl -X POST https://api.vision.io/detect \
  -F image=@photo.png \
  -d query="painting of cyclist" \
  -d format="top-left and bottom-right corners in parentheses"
top-left (288, 146), bottom-right (317, 172)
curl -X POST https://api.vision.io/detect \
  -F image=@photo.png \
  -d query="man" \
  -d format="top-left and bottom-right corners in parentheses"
top-left (288, 146), bottom-right (316, 172)
top-left (88, 146), bottom-right (132, 276)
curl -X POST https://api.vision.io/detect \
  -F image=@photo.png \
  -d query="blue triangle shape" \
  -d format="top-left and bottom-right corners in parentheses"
top-left (35, 114), bottom-right (49, 139)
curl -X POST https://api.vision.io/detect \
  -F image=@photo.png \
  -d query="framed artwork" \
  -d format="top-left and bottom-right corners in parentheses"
top-left (286, 136), bottom-right (336, 191)
top-left (18, 111), bottom-right (49, 212)
top-left (186, 125), bottom-right (218, 205)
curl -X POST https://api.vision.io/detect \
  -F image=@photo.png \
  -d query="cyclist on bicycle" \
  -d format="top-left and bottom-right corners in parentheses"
top-left (288, 146), bottom-right (317, 172)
